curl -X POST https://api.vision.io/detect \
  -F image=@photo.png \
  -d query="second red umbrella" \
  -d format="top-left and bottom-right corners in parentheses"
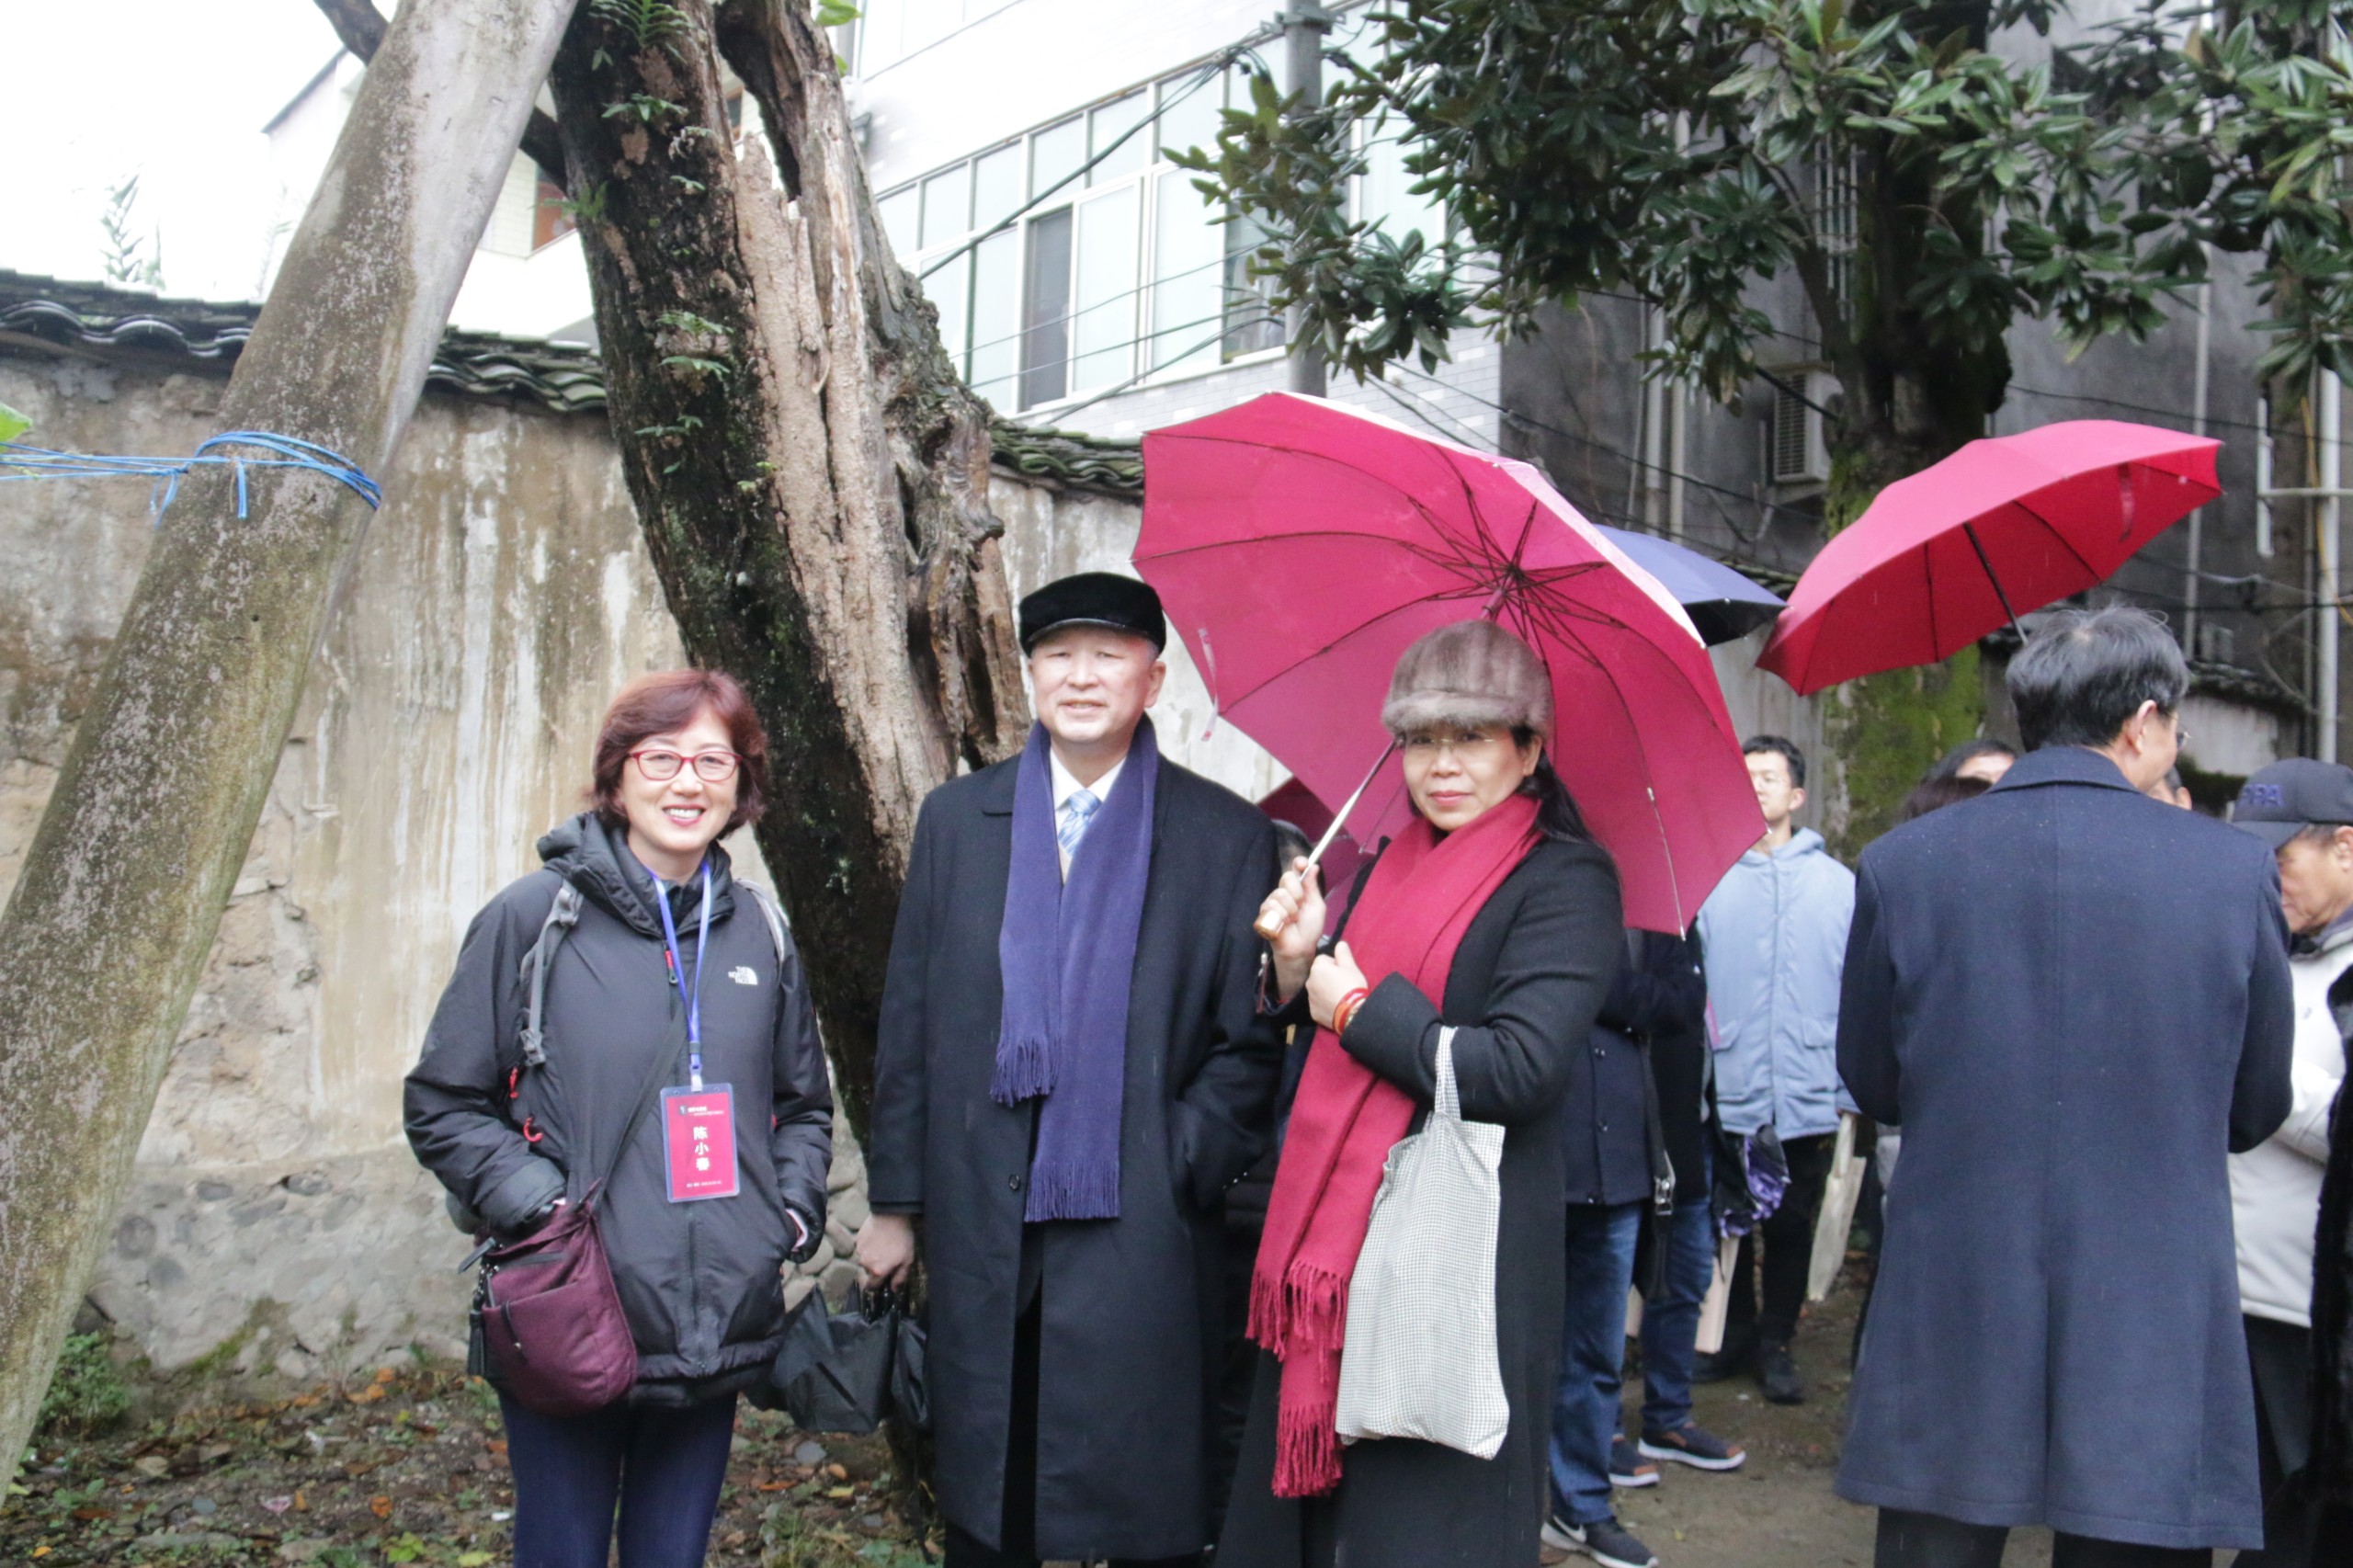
top-left (1757, 420), bottom-right (2220, 695)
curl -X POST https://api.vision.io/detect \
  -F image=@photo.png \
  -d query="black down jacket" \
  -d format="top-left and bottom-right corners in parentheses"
top-left (405, 812), bottom-right (833, 1403)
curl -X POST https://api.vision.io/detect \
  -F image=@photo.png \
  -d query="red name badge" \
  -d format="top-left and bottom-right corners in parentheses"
top-left (660, 1085), bottom-right (740, 1202)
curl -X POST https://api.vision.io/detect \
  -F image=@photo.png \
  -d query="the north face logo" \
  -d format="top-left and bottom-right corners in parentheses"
top-left (729, 966), bottom-right (758, 985)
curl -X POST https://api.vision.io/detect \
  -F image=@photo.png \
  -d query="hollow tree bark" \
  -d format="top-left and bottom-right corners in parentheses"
top-left (0, 0), bottom-right (578, 1464)
top-left (543, 0), bottom-right (1028, 1143)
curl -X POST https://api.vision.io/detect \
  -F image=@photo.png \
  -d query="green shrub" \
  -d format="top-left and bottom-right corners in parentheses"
top-left (37, 1333), bottom-right (130, 1436)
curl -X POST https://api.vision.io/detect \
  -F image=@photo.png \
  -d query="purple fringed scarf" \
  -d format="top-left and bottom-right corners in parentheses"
top-left (991, 718), bottom-right (1158, 1221)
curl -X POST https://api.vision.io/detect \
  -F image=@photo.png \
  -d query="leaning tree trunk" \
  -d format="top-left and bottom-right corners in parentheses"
top-left (545, 0), bottom-right (1027, 1143)
top-left (0, 0), bottom-right (578, 1466)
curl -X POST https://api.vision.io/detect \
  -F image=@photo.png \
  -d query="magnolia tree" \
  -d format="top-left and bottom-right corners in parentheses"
top-left (1182, 0), bottom-right (2353, 521)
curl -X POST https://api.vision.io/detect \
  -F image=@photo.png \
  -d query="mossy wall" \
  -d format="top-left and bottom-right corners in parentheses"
top-left (1824, 647), bottom-right (1988, 862)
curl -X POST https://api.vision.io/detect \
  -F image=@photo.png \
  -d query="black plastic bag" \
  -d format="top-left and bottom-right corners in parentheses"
top-left (770, 1287), bottom-right (928, 1435)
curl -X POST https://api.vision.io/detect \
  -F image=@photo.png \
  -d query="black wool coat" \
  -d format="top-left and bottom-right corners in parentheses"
top-left (1836, 747), bottom-right (2293, 1551)
top-left (1608, 928), bottom-right (1711, 1205)
top-left (866, 752), bottom-right (1283, 1561)
top-left (1219, 835), bottom-right (1624, 1568)
top-left (405, 815), bottom-right (834, 1401)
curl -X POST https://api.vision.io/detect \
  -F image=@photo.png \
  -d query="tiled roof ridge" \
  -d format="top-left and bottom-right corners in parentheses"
top-left (0, 269), bottom-right (1145, 497)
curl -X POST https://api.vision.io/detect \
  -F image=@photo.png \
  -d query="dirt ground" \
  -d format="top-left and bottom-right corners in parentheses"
top-left (6, 1271), bottom-right (2233, 1567)
top-left (3, 1368), bottom-right (923, 1568)
top-left (1553, 1270), bottom-right (2233, 1568)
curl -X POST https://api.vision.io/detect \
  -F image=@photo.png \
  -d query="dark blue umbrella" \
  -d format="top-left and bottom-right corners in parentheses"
top-left (1597, 526), bottom-right (1786, 646)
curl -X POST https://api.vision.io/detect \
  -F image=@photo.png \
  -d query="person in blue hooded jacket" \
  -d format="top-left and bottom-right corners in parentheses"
top-left (1691, 734), bottom-right (1853, 1403)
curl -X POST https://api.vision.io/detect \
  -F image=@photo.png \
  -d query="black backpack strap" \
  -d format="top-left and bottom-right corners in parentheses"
top-left (517, 881), bottom-right (584, 1070)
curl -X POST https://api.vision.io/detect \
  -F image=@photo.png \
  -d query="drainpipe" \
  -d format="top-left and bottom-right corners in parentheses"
top-left (1283, 0), bottom-right (1331, 397)
top-left (2183, 278), bottom-right (2211, 653)
top-left (2325, 370), bottom-right (2343, 762)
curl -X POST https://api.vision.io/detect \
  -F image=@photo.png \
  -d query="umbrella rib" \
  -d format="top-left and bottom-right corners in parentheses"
top-left (2004, 492), bottom-right (2106, 581)
top-left (1148, 437), bottom-right (1501, 561)
top-left (1210, 593), bottom-right (1473, 711)
top-left (1134, 527), bottom-right (1465, 564)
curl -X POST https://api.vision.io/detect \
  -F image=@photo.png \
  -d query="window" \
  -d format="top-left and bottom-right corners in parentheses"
top-left (1020, 209), bottom-right (1074, 407)
top-left (881, 62), bottom-right (1345, 414)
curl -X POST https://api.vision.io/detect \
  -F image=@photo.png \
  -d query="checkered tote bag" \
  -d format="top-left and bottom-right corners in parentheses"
top-left (1334, 1028), bottom-right (1509, 1458)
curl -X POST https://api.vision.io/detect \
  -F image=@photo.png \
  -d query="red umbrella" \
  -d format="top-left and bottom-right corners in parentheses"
top-left (1137, 392), bottom-right (1762, 934)
top-left (1757, 420), bottom-right (2221, 695)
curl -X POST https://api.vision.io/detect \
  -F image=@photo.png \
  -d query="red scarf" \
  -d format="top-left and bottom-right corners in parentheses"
top-left (1250, 792), bottom-right (1542, 1497)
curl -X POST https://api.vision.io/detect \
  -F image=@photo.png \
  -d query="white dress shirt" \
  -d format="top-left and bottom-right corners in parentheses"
top-left (1048, 747), bottom-right (1126, 879)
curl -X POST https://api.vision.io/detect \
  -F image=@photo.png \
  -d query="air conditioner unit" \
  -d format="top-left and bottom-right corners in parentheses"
top-left (1767, 369), bottom-right (1836, 487)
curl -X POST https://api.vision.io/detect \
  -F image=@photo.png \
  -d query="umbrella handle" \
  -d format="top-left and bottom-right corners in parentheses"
top-left (1253, 739), bottom-right (1400, 941)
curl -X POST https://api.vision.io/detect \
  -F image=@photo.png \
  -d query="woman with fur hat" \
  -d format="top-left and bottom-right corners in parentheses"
top-left (1219, 619), bottom-right (1626, 1568)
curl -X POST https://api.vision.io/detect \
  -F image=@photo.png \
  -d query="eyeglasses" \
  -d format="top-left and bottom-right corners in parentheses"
top-left (1402, 732), bottom-right (1507, 759)
top-left (629, 748), bottom-right (741, 782)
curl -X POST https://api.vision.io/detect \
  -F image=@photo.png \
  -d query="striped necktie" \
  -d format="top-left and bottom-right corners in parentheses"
top-left (1059, 788), bottom-right (1100, 861)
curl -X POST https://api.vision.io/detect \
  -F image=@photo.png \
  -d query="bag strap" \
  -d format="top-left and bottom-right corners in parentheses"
top-left (737, 880), bottom-right (790, 967)
top-left (517, 881), bottom-right (584, 1069)
top-left (581, 1019), bottom-right (688, 1204)
top-left (1433, 1026), bottom-right (1461, 1121)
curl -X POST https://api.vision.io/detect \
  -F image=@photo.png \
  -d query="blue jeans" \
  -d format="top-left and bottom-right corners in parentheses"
top-left (1640, 1194), bottom-right (1719, 1435)
top-left (1549, 1201), bottom-right (1643, 1526)
top-left (500, 1392), bottom-right (738, 1568)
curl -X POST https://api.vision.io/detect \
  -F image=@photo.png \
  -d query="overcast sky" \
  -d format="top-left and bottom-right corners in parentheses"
top-left (5, 1), bottom-right (347, 301)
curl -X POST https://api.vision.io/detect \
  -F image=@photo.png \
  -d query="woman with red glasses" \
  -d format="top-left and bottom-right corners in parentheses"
top-left (406, 668), bottom-right (831, 1568)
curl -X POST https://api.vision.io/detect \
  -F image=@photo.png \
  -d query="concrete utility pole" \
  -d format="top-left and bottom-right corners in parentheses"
top-left (0, 0), bottom-right (577, 1464)
top-left (1283, 0), bottom-right (1332, 397)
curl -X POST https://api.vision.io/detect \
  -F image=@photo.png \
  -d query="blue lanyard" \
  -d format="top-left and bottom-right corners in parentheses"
top-left (650, 862), bottom-right (712, 1091)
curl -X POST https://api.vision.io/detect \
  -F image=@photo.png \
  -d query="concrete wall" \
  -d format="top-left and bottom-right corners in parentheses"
top-left (0, 348), bottom-right (702, 1380)
top-left (0, 343), bottom-right (1302, 1387)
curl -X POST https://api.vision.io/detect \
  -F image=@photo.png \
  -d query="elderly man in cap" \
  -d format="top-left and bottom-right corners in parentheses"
top-left (2230, 760), bottom-right (2353, 1566)
top-left (1836, 606), bottom-right (2291, 1568)
top-left (858, 571), bottom-right (1284, 1568)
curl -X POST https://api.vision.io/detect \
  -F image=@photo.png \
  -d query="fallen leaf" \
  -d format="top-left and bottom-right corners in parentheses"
top-left (371, 1368), bottom-right (395, 1385)
top-left (825, 1485), bottom-right (855, 1500)
top-left (458, 1555), bottom-right (493, 1567)
top-left (30, 1546), bottom-right (49, 1559)
top-left (292, 1490), bottom-right (308, 1511)
top-left (824, 1463), bottom-right (848, 1480)
top-left (486, 1440), bottom-right (507, 1457)
top-left (369, 1494), bottom-right (392, 1519)
top-left (71, 1506), bottom-right (110, 1520)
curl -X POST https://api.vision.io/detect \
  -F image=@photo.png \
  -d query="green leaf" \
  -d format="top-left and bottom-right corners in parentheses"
top-left (0, 403), bottom-right (27, 445)
top-left (815, 0), bottom-right (861, 25)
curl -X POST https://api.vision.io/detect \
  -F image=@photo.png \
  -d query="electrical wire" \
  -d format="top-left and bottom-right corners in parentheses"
top-left (912, 38), bottom-right (1272, 283)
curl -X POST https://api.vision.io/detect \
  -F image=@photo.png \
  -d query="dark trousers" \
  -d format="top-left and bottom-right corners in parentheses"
top-left (499, 1392), bottom-right (737, 1568)
top-left (1872, 1507), bottom-right (2208, 1567)
top-left (1727, 1130), bottom-right (1836, 1346)
top-left (941, 1296), bottom-right (1199, 1568)
top-left (2241, 1314), bottom-right (2319, 1568)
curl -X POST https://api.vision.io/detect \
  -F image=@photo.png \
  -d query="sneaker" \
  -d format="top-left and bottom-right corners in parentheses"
top-left (1540, 1511), bottom-right (1659, 1568)
top-left (1639, 1421), bottom-right (1747, 1471)
top-left (1758, 1339), bottom-right (1805, 1404)
top-left (1608, 1433), bottom-right (1660, 1489)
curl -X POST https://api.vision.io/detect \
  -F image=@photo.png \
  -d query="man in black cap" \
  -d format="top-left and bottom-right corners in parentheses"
top-left (858, 571), bottom-right (1284, 1568)
top-left (2232, 759), bottom-right (2353, 1567)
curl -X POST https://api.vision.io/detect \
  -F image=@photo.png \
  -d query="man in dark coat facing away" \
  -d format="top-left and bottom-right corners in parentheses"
top-left (856, 572), bottom-right (1282, 1568)
top-left (1836, 606), bottom-right (2293, 1568)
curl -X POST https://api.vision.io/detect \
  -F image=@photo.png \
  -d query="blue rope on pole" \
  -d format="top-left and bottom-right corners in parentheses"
top-left (0, 430), bottom-right (383, 521)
